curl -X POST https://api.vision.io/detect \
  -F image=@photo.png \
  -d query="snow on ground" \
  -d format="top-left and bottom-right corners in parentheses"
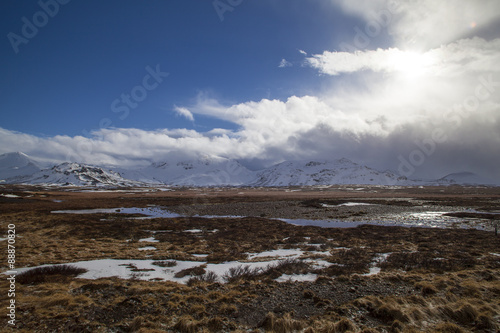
top-left (275, 273), bottom-right (318, 282)
top-left (139, 237), bottom-right (159, 243)
top-left (138, 246), bottom-right (157, 251)
top-left (10, 248), bottom-right (336, 284)
top-left (183, 229), bottom-right (203, 233)
top-left (363, 253), bottom-right (391, 276)
top-left (0, 194), bottom-right (20, 198)
top-left (247, 248), bottom-right (303, 260)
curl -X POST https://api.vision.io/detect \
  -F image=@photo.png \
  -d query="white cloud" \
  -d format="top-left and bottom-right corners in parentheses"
top-left (174, 106), bottom-right (194, 121)
top-left (307, 38), bottom-right (500, 77)
top-left (332, 0), bottom-right (500, 50)
top-left (278, 58), bottom-right (292, 68)
top-left (278, 58), bottom-right (293, 68)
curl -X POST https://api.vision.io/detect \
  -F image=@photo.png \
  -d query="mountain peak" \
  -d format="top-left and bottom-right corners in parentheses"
top-left (0, 151), bottom-right (42, 180)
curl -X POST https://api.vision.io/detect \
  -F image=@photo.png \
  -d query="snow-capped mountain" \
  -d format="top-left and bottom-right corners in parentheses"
top-left (118, 155), bottom-right (256, 186)
top-left (437, 172), bottom-right (497, 186)
top-left (18, 162), bottom-right (144, 187)
top-left (250, 158), bottom-right (410, 186)
top-left (0, 152), bottom-right (496, 187)
top-left (0, 152), bottom-right (42, 181)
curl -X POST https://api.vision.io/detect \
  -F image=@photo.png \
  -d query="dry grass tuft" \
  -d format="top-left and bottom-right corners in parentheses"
top-left (335, 318), bottom-right (357, 332)
top-left (206, 316), bottom-right (224, 332)
top-left (173, 315), bottom-right (198, 333)
top-left (260, 312), bottom-right (304, 333)
top-left (17, 264), bottom-right (87, 284)
top-left (431, 322), bottom-right (465, 333)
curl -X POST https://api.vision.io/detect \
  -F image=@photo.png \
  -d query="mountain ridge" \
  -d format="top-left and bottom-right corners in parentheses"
top-left (0, 152), bottom-right (496, 187)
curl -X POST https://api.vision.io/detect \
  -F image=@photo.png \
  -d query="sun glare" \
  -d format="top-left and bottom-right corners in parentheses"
top-left (391, 51), bottom-right (436, 79)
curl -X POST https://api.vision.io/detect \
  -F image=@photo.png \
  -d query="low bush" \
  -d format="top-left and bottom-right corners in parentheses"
top-left (17, 264), bottom-right (87, 284)
top-left (187, 271), bottom-right (219, 286)
top-left (222, 265), bottom-right (261, 283)
top-left (261, 258), bottom-right (310, 279)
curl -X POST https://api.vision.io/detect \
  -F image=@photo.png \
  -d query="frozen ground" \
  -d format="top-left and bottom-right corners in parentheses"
top-left (12, 247), bottom-right (344, 284)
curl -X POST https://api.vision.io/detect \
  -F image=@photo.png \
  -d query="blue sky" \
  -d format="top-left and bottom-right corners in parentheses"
top-left (1, 0), bottom-right (368, 136)
top-left (1, 0), bottom-right (500, 181)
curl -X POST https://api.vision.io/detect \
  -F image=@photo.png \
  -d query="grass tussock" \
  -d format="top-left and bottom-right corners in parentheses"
top-left (173, 315), bottom-right (198, 333)
top-left (260, 312), bottom-right (305, 333)
top-left (17, 264), bottom-right (87, 284)
top-left (381, 251), bottom-right (477, 273)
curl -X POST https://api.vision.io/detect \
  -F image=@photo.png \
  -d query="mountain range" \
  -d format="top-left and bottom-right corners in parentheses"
top-left (0, 152), bottom-right (496, 187)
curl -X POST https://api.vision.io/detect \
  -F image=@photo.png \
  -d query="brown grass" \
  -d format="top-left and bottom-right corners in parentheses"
top-left (2, 185), bottom-right (499, 332)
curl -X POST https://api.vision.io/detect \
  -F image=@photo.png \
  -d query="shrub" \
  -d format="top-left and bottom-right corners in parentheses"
top-left (261, 258), bottom-right (310, 279)
top-left (222, 265), bottom-right (261, 283)
top-left (17, 265), bottom-right (87, 284)
top-left (187, 271), bottom-right (219, 286)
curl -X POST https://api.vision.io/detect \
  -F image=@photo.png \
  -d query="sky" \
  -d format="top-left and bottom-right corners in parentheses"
top-left (1, 0), bottom-right (500, 181)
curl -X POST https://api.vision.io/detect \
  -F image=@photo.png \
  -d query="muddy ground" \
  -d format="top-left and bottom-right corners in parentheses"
top-left (0, 185), bottom-right (499, 332)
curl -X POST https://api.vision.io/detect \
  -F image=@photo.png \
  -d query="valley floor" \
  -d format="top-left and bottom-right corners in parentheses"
top-left (0, 185), bottom-right (499, 332)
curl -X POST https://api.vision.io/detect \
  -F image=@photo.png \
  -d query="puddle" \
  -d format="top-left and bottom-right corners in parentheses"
top-left (380, 211), bottom-right (496, 230)
top-left (51, 206), bottom-right (495, 231)
top-left (321, 202), bottom-right (375, 207)
top-left (52, 207), bottom-right (180, 219)
top-left (278, 218), bottom-right (377, 228)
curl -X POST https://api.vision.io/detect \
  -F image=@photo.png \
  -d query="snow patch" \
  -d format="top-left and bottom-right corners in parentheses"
top-left (138, 246), bottom-right (157, 251)
top-left (275, 273), bottom-right (318, 282)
